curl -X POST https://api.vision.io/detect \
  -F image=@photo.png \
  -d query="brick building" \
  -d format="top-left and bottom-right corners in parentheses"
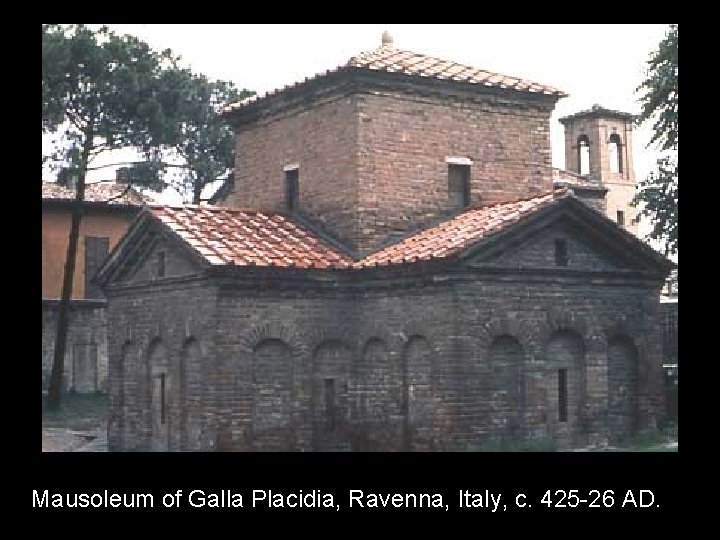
top-left (42, 179), bottom-right (148, 393)
top-left (97, 35), bottom-right (673, 451)
top-left (558, 105), bottom-right (639, 235)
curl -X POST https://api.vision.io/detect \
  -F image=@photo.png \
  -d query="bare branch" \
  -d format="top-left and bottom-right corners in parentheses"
top-left (101, 183), bottom-right (133, 203)
top-left (85, 161), bottom-right (188, 172)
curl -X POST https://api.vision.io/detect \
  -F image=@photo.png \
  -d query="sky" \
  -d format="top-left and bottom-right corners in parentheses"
top-left (43, 24), bottom-right (672, 237)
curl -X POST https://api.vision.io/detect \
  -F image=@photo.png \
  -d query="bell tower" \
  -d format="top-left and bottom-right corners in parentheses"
top-left (559, 105), bottom-right (638, 235)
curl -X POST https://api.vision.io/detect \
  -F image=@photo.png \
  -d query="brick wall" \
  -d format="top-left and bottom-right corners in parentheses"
top-left (561, 116), bottom-right (638, 235)
top-left (105, 281), bottom-right (219, 452)
top-left (42, 299), bottom-right (108, 394)
top-left (106, 266), bottom-right (666, 451)
top-left (356, 91), bottom-right (554, 252)
top-left (228, 81), bottom-right (555, 254)
top-left (229, 91), bottom-right (360, 248)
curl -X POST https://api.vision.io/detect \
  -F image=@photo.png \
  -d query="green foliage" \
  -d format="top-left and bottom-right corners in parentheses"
top-left (634, 25), bottom-right (678, 256)
top-left (462, 436), bottom-right (558, 452)
top-left (42, 24), bottom-right (254, 203)
top-left (637, 25), bottom-right (678, 153)
top-left (150, 71), bottom-right (253, 203)
top-left (625, 424), bottom-right (677, 452)
top-left (636, 157), bottom-right (678, 255)
top-left (42, 24), bottom-right (187, 409)
top-left (42, 24), bottom-right (177, 175)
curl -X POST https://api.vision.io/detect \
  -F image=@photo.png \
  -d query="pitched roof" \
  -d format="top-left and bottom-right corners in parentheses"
top-left (348, 45), bottom-right (566, 95)
top-left (42, 182), bottom-right (150, 206)
top-left (224, 43), bottom-right (566, 113)
top-left (559, 104), bottom-right (636, 123)
top-left (552, 168), bottom-right (601, 188)
top-left (150, 205), bottom-right (354, 269)
top-left (355, 190), bottom-right (564, 268)
top-left (145, 191), bottom-right (565, 270)
top-left (113, 187), bottom-right (671, 277)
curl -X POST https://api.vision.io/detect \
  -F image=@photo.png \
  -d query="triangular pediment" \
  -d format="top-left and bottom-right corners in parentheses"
top-left (95, 211), bottom-right (208, 288)
top-left (460, 196), bottom-right (673, 275)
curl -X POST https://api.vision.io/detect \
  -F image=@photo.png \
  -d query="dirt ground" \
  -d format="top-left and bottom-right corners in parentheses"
top-left (42, 424), bottom-right (107, 452)
top-left (41, 393), bottom-right (108, 452)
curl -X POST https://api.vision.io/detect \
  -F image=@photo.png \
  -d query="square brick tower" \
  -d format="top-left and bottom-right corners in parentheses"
top-left (559, 105), bottom-right (638, 235)
top-left (222, 33), bottom-right (567, 255)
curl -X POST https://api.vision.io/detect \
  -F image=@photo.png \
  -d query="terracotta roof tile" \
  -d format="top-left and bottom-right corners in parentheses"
top-left (42, 182), bottom-right (151, 205)
top-left (149, 205), bottom-right (354, 270)
top-left (148, 191), bottom-right (568, 271)
top-left (354, 190), bottom-right (566, 268)
top-left (552, 168), bottom-right (601, 188)
top-left (347, 46), bottom-right (565, 95)
top-left (224, 44), bottom-right (566, 114)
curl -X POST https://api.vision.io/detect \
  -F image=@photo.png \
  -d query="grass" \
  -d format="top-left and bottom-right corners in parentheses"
top-left (624, 422), bottom-right (678, 452)
top-left (460, 422), bottom-right (678, 452)
top-left (462, 437), bottom-right (558, 452)
top-left (42, 392), bottom-right (109, 431)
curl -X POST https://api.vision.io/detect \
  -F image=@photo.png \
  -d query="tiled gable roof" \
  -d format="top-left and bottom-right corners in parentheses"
top-left (355, 190), bottom-right (564, 268)
top-left (147, 191), bottom-right (566, 270)
top-left (150, 205), bottom-right (354, 269)
top-left (42, 182), bottom-right (150, 206)
top-left (224, 44), bottom-right (566, 113)
top-left (347, 45), bottom-right (566, 96)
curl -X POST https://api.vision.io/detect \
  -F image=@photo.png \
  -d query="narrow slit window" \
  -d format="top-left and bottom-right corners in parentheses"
top-left (285, 168), bottom-right (299, 212)
top-left (616, 210), bottom-right (625, 227)
top-left (577, 135), bottom-right (590, 176)
top-left (324, 378), bottom-right (336, 430)
top-left (558, 368), bottom-right (568, 423)
top-left (448, 164), bottom-right (471, 208)
top-left (157, 251), bottom-right (166, 278)
top-left (555, 239), bottom-right (568, 267)
top-left (160, 373), bottom-right (166, 425)
top-left (608, 134), bottom-right (623, 174)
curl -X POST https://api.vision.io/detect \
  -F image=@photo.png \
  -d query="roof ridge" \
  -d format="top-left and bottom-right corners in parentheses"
top-left (457, 188), bottom-right (566, 214)
top-left (224, 41), bottom-right (567, 114)
top-left (147, 203), bottom-right (287, 215)
top-left (42, 181), bottom-right (151, 205)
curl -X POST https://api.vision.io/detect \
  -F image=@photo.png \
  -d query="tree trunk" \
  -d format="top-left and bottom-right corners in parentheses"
top-left (192, 176), bottom-right (203, 205)
top-left (46, 134), bottom-right (93, 409)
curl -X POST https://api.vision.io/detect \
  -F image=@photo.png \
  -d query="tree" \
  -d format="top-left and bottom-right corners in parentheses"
top-left (42, 24), bottom-right (178, 408)
top-left (634, 24), bottom-right (678, 256)
top-left (154, 71), bottom-right (252, 204)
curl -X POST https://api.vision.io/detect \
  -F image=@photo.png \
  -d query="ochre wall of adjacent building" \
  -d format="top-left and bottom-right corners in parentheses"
top-left (42, 206), bottom-right (136, 299)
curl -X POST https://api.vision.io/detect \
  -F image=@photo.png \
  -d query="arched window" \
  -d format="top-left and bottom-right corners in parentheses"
top-left (608, 133), bottom-right (623, 174)
top-left (313, 341), bottom-right (352, 451)
top-left (545, 330), bottom-right (586, 443)
top-left (147, 339), bottom-right (169, 451)
top-left (577, 135), bottom-right (590, 176)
